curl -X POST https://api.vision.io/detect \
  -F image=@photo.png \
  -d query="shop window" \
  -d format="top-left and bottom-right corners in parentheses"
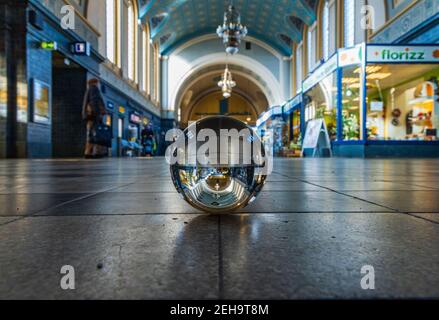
top-left (103, 114), bottom-right (112, 127)
top-left (291, 108), bottom-right (302, 146)
top-left (342, 65), bottom-right (362, 140)
top-left (304, 72), bottom-right (338, 141)
top-left (366, 64), bottom-right (439, 141)
top-left (128, 124), bottom-right (139, 142)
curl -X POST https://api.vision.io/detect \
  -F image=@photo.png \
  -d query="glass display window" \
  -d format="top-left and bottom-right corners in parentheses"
top-left (128, 124), bottom-right (139, 142)
top-left (103, 114), bottom-right (112, 127)
top-left (291, 108), bottom-right (302, 147)
top-left (303, 71), bottom-right (338, 140)
top-left (366, 64), bottom-right (439, 141)
top-left (341, 65), bottom-right (362, 140)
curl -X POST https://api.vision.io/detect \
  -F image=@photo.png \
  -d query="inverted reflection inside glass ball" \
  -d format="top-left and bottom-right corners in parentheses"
top-left (170, 116), bottom-right (268, 213)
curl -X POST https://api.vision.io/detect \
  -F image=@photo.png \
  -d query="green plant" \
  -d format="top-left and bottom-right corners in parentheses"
top-left (343, 114), bottom-right (360, 140)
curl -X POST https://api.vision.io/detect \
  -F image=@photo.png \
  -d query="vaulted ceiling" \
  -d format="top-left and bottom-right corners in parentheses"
top-left (138, 0), bottom-right (319, 55)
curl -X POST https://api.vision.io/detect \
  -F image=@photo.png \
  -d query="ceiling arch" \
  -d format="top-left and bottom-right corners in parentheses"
top-left (139, 0), bottom-right (317, 55)
top-left (169, 52), bottom-right (284, 111)
top-left (175, 65), bottom-right (272, 116)
top-left (179, 70), bottom-right (269, 126)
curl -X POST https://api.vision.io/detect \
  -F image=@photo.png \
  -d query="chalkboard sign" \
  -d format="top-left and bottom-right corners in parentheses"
top-left (302, 119), bottom-right (332, 157)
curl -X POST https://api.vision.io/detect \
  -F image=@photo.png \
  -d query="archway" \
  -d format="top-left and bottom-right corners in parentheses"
top-left (176, 65), bottom-right (270, 128)
top-left (168, 51), bottom-right (285, 112)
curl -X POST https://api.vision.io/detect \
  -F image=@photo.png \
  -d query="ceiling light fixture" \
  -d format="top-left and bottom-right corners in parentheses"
top-left (218, 66), bottom-right (236, 99)
top-left (217, 2), bottom-right (248, 55)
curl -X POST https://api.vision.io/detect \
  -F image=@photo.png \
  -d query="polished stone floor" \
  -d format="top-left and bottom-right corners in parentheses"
top-left (0, 158), bottom-right (438, 299)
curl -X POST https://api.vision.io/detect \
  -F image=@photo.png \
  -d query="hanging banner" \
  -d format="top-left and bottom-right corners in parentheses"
top-left (367, 45), bottom-right (439, 63)
top-left (302, 54), bottom-right (338, 93)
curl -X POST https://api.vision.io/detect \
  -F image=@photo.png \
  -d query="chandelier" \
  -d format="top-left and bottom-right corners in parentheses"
top-left (218, 66), bottom-right (236, 99)
top-left (216, 3), bottom-right (248, 55)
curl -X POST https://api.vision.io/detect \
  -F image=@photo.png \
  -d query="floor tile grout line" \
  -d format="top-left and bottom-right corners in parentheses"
top-left (294, 178), bottom-right (439, 226)
top-left (0, 182), bottom-right (137, 228)
top-left (0, 217), bottom-right (26, 227)
top-left (401, 213), bottom-right (439, 225)
top-left (0, 189), bottom-right (437, 195)
top-left (399, 182), bottom-right (439, 190)
top-left (16, 210), bottom-right (430, 218)
top-left (273, 171), bottom-right (409, 213)
top-left (272, 171), bottom-right (438, 191)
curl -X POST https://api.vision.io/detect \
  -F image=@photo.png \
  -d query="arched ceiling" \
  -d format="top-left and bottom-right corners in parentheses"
top-left (138, 0), bottom-right (319, 55)
top-left (175, 63), bottom-right (273, 114)
top-left (179, 67), bottom-right (269, 125)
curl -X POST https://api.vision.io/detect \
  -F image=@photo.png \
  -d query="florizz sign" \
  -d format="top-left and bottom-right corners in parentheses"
top-left (367, 46), bottom-right (439, 63)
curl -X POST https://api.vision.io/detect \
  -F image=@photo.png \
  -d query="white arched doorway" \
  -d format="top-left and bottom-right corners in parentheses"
top-left (168, 53), bottom-right (284, 112)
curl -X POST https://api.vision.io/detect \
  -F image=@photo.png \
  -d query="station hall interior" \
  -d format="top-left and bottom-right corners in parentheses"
top-left (0, 0), bottom-right (439, 301)
top-left (0, 0), bottom-right (438, 159)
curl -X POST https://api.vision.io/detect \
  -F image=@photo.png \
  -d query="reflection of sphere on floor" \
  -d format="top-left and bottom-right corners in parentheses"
top-left (170, 116), bottom-right (267, 213)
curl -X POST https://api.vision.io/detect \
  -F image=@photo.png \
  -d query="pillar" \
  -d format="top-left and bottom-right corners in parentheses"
top-left (0, 0), bottom-right (28, 158)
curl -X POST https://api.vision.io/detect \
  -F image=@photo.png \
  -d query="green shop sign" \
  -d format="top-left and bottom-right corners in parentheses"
top-left (367, 45), bottom-right (439, 63)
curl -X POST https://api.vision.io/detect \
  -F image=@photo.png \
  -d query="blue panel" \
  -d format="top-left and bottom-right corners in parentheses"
top-left (139, 0), bottom-right (316, 55)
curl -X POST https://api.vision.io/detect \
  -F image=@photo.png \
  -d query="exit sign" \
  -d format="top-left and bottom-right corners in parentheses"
top-left (41, 41), bottom-right (57, 50)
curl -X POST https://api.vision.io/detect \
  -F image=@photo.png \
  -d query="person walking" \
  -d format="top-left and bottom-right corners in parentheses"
top-left (82, 78), bottom-right (107, 159)
top-left (141, 124), bottom-right (155, 157)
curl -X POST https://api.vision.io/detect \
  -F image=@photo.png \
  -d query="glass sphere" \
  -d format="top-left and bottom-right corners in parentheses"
top-left (170, 116), bottom-right (267, 213)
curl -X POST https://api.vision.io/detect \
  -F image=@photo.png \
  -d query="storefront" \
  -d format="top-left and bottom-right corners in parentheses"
top-left (335, 44), bottom-right (439, 157)
top-left (297, 44), bottom-right (439, 157)
top-left (115, 105), bottom-right (125, 156)
top-left (301, 54), bottom-right (339, 157)
top-left (280, 95), bottom-right (303, 157)
top-left (256, 106), bottom-right (283, 156)
top-left (257, 44), bottom-right (439, 158)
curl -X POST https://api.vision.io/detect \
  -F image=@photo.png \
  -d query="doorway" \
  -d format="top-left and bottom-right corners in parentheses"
top-left (51, 52), bottom-right (87, 157)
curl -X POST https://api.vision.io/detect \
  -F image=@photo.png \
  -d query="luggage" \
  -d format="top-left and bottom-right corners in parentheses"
top-left (90, 123), bottom-right (113, 147)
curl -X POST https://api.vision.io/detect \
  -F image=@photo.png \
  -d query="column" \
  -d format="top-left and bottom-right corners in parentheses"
top-left (0, 0), bottom-right (28, 158)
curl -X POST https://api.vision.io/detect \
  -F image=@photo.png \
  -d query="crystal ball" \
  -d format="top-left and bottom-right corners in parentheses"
top-left (169, 116), bottom-right (268, 213)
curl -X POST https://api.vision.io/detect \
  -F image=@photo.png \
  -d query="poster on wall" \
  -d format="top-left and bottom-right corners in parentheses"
top-left (32, 79), bottom-right (50, 125)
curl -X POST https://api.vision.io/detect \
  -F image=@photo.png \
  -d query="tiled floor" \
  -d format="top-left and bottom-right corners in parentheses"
top-left (0, 158), bottom-right (438, 299)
